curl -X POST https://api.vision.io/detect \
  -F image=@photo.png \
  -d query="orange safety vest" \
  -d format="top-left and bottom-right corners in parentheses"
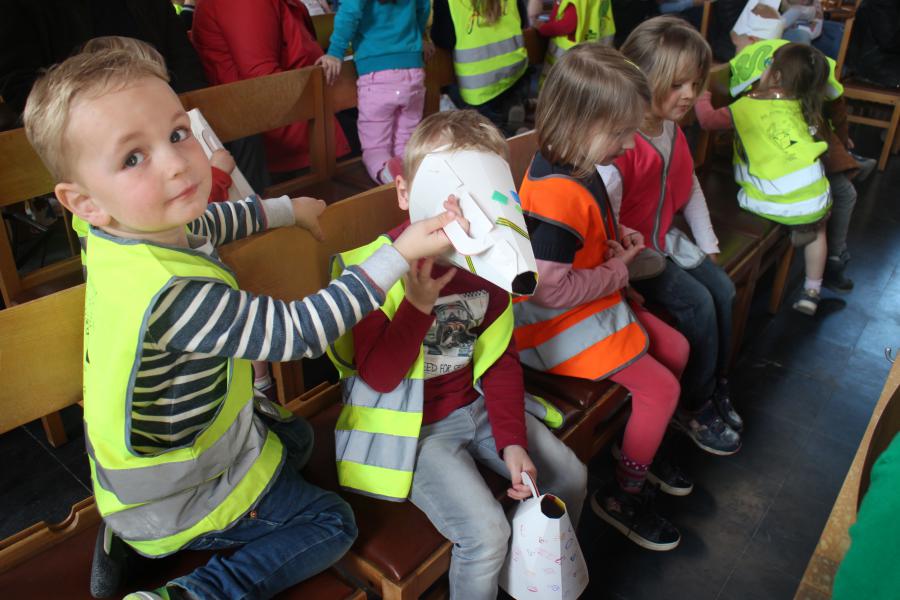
top-left (513, 153), bottom-right (648, 380)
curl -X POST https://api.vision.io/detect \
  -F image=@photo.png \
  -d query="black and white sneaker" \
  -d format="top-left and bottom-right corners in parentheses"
top-left (792, 288), bottom-right (820, 316)
top-left (590, 483), bottom-right (681, 551)
top-left (672, 400), bottom-right (741, 456)
top-left (611, 444), bottom-right (693, 496)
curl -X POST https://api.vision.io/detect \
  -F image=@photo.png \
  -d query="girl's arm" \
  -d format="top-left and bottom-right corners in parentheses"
top-left (682, 175), bottom-right (721, 255)
top-left (529, 220), bottom-right (629, 308)
top-left (695, 90), bottom-right (735, 131)
top-left (327, 0), bottom-right (363, 58)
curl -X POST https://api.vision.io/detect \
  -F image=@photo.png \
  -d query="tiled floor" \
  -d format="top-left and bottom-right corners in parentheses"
top-left (2, 145), bottom-right (898, 600)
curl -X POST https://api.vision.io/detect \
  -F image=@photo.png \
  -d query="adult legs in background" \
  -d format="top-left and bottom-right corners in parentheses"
top-left (824, 172), bottom-right (858, 291)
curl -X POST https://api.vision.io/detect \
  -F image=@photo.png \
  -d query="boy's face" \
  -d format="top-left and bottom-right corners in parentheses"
top-left (57, 76), bottom-right (211, 242)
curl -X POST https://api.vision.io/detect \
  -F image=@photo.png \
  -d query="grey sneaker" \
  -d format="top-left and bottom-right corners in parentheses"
top-left (713, 378), bottom-right (743, 432)
top-left (673, 400), bottom-right (741, 456)
top-left (792, 288), bottom-right (820, 316)
top-left (850, 151), bottom-right (876, 182)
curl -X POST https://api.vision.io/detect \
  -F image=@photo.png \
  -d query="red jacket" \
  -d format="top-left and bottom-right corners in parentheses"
top-left (191, 0), bottom-right (349, 172)
top-left (615, 128), bottom-right (694, 251)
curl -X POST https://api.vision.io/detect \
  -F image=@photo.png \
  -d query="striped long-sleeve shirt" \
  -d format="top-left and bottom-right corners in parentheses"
top-left (128, 196), bottom-right (408, 454)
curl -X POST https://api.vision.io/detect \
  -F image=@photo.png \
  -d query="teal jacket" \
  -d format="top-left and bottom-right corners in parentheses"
top-left (327, 0), bottom-right (430, 75)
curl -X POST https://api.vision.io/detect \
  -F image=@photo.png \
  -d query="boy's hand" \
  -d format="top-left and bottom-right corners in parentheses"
top-left (291, 196), bottom-right (326, 241)
top-left (393, 196), bottom-right (469, 261)
top-left (315, 54), bottom-right (342, 85)
top-left (209, 148), bottom-right (236, 174)
top-left (503, 445), bottom-right (538, 500)
top-left (404, 258), bottom-right (456, 314)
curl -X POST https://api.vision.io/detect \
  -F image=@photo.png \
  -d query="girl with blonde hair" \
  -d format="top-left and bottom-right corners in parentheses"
top-left (515, 42), bottom-right (691, 551)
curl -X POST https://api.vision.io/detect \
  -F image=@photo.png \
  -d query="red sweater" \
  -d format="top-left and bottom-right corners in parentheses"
top-left (209, 166), bottom-right (232, 203)
top-left (191, 0), bottom-right (350, 172)
top-left (537, 3), bottom-right (577, 38)
top-left (353, 225), bottom-right (528, 453)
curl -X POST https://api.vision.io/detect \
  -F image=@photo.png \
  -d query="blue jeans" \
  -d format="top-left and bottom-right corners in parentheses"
top-left (632, 256), bottom-right (735, 409)
top-left (409, 397), bottom-right (587, 600)
top-left (171, 417), bottom-right (358, 600)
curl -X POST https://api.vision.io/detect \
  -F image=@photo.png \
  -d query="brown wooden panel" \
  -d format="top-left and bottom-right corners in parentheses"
top-left (0, 128), bottom-right (53, 207)
top-left (220, 186), bottom-right (406, 300)
top-left (0, 284), bottom-right (84, 435)
top-left (312, 13), bottom-right (336, 51)
top-left (180, 68), bottom-right (320, 144)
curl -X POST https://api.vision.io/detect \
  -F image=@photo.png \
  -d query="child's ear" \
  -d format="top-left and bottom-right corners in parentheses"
top-left (395, 175), bottom-right (410, 211)
top-left (55, 182), bottom-right (111, 227)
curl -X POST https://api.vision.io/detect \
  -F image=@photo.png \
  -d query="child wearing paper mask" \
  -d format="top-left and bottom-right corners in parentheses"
top-left (516, 42), bottom-right (690, 551)
top-left (332, 110), bottom-right (587, 600)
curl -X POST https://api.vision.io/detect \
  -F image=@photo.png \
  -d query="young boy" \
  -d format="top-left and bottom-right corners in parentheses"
top-left (328, 111), bottom-right (588, 600)
top-left (23, 48), bottom-right (462, 600)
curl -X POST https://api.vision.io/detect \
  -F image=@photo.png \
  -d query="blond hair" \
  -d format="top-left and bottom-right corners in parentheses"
top-left (619, 16), bottom-right (712, 110)
top-left (403, 110), bottom-right (509, 183)
top-left (537, 43), bottom-right (650, 178)
top-left (23, 47), bottom-right (169, 181)
top-left (81, 36), bottom-right (167, 68)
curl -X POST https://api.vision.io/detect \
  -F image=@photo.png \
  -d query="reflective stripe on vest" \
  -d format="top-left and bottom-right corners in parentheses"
top-left (515, 163), bottom-right (648, 381)
top-left (448, 0), bottom-right (528, 105)
top-left (327, 236), bottom-right (560, 500)
top-left (729, 39), bottom-right (843, 100)
top-left (731, 96), bottom-right (831, 225)
top-left (83, 227), bottom-right (282, 557)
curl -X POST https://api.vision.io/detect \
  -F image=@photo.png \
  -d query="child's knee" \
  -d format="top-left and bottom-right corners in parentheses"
top-left (463, 509), bottom-right (511, 561)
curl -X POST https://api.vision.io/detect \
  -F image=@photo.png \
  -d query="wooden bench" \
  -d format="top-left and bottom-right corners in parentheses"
top-left (0, 285), bottom-right (365, 600)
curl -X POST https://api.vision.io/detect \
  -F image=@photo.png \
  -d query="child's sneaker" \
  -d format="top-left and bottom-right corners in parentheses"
top-left (590, 483), bottom-right (681, 551)
top-left (849, 151), bottom-right (876, 182)
top-left (672, 400), bottom-right (741, 456)
top-left (792, 288), bottom-right (820, 316)
top-left (123, 589), bottom-right (171, 600)
top-left (611, 444), bottom-right (693, 496)
top-left (90, 521), bottom-right (130, 598)
top-left (713, 377), bottom-right (743, 432)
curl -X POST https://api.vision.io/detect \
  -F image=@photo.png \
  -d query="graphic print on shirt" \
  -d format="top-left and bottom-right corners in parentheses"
top-left (423, 290), bottom-right (489, 379)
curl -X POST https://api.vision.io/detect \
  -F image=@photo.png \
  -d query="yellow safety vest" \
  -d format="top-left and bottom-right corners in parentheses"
top-left (544, 0), bottom-right (604, 69)
top-left (448, 0), bottom-right (529, 105)
top-left (730, 96), bottom-right (831, 225)
top-left (82, 226), bottom-right (285, 557)
top-left (729, 39), bottom-right (843, 100)
top-left (327, 236), bottom-right (562, 501)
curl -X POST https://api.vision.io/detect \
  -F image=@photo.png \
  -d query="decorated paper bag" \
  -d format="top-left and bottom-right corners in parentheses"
top-left (499, 473), bottom-right (589, 600)
top-left (187, 109), bottom-right (256, 202)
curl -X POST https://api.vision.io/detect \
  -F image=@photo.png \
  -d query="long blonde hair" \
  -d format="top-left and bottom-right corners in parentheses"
top-left (537, 43), bottom-right (650, 178)
top-left (619, 16), bottom-right (712, 112)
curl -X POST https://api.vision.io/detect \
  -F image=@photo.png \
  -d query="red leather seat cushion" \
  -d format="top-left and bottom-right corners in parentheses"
top-left (0, 522), bottom-right (358, 599)
top-left (523, 367), bottom-right (616, 409)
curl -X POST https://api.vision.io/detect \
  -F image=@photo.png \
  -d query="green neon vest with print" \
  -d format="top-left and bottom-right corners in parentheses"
top-left (545, 0), bottom-right (605, 67)
top-left (82, 227), bottom-right (284, 557)
top-left (730, 96), bottom-right (831, 225)
top-left (448, 0), bottom-right (528, 105)
top-left (729, 39), bottom-right (843, 100)
top-left (327, 236), bottom-right (561, 501)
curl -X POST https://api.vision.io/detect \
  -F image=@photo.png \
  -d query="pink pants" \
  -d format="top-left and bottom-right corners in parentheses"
top-left (356, 68), bottom-right (426, 182)
top-left (610, 307), bottom-right (689, 466)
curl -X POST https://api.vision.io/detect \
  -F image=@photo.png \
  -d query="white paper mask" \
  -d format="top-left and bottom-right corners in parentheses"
top-left (188, 109), bottom-right (256, 201)
top-left (408, 149), bottom-right (538, 296)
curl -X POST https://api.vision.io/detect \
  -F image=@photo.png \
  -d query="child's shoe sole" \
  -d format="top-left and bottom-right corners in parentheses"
top-left (670, 418), bottom-right (741, 456)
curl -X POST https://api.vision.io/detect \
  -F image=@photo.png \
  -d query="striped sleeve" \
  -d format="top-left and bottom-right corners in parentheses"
top-left (145, 247), bottom-right (409, 361)
top-left (188, 195), bottom-right (294, 246)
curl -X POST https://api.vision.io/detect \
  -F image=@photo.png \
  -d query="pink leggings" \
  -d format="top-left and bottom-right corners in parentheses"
top-left (356, 68), bottom-right (426, 182)
top-left (609, 307), bottom-right (689, 466)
